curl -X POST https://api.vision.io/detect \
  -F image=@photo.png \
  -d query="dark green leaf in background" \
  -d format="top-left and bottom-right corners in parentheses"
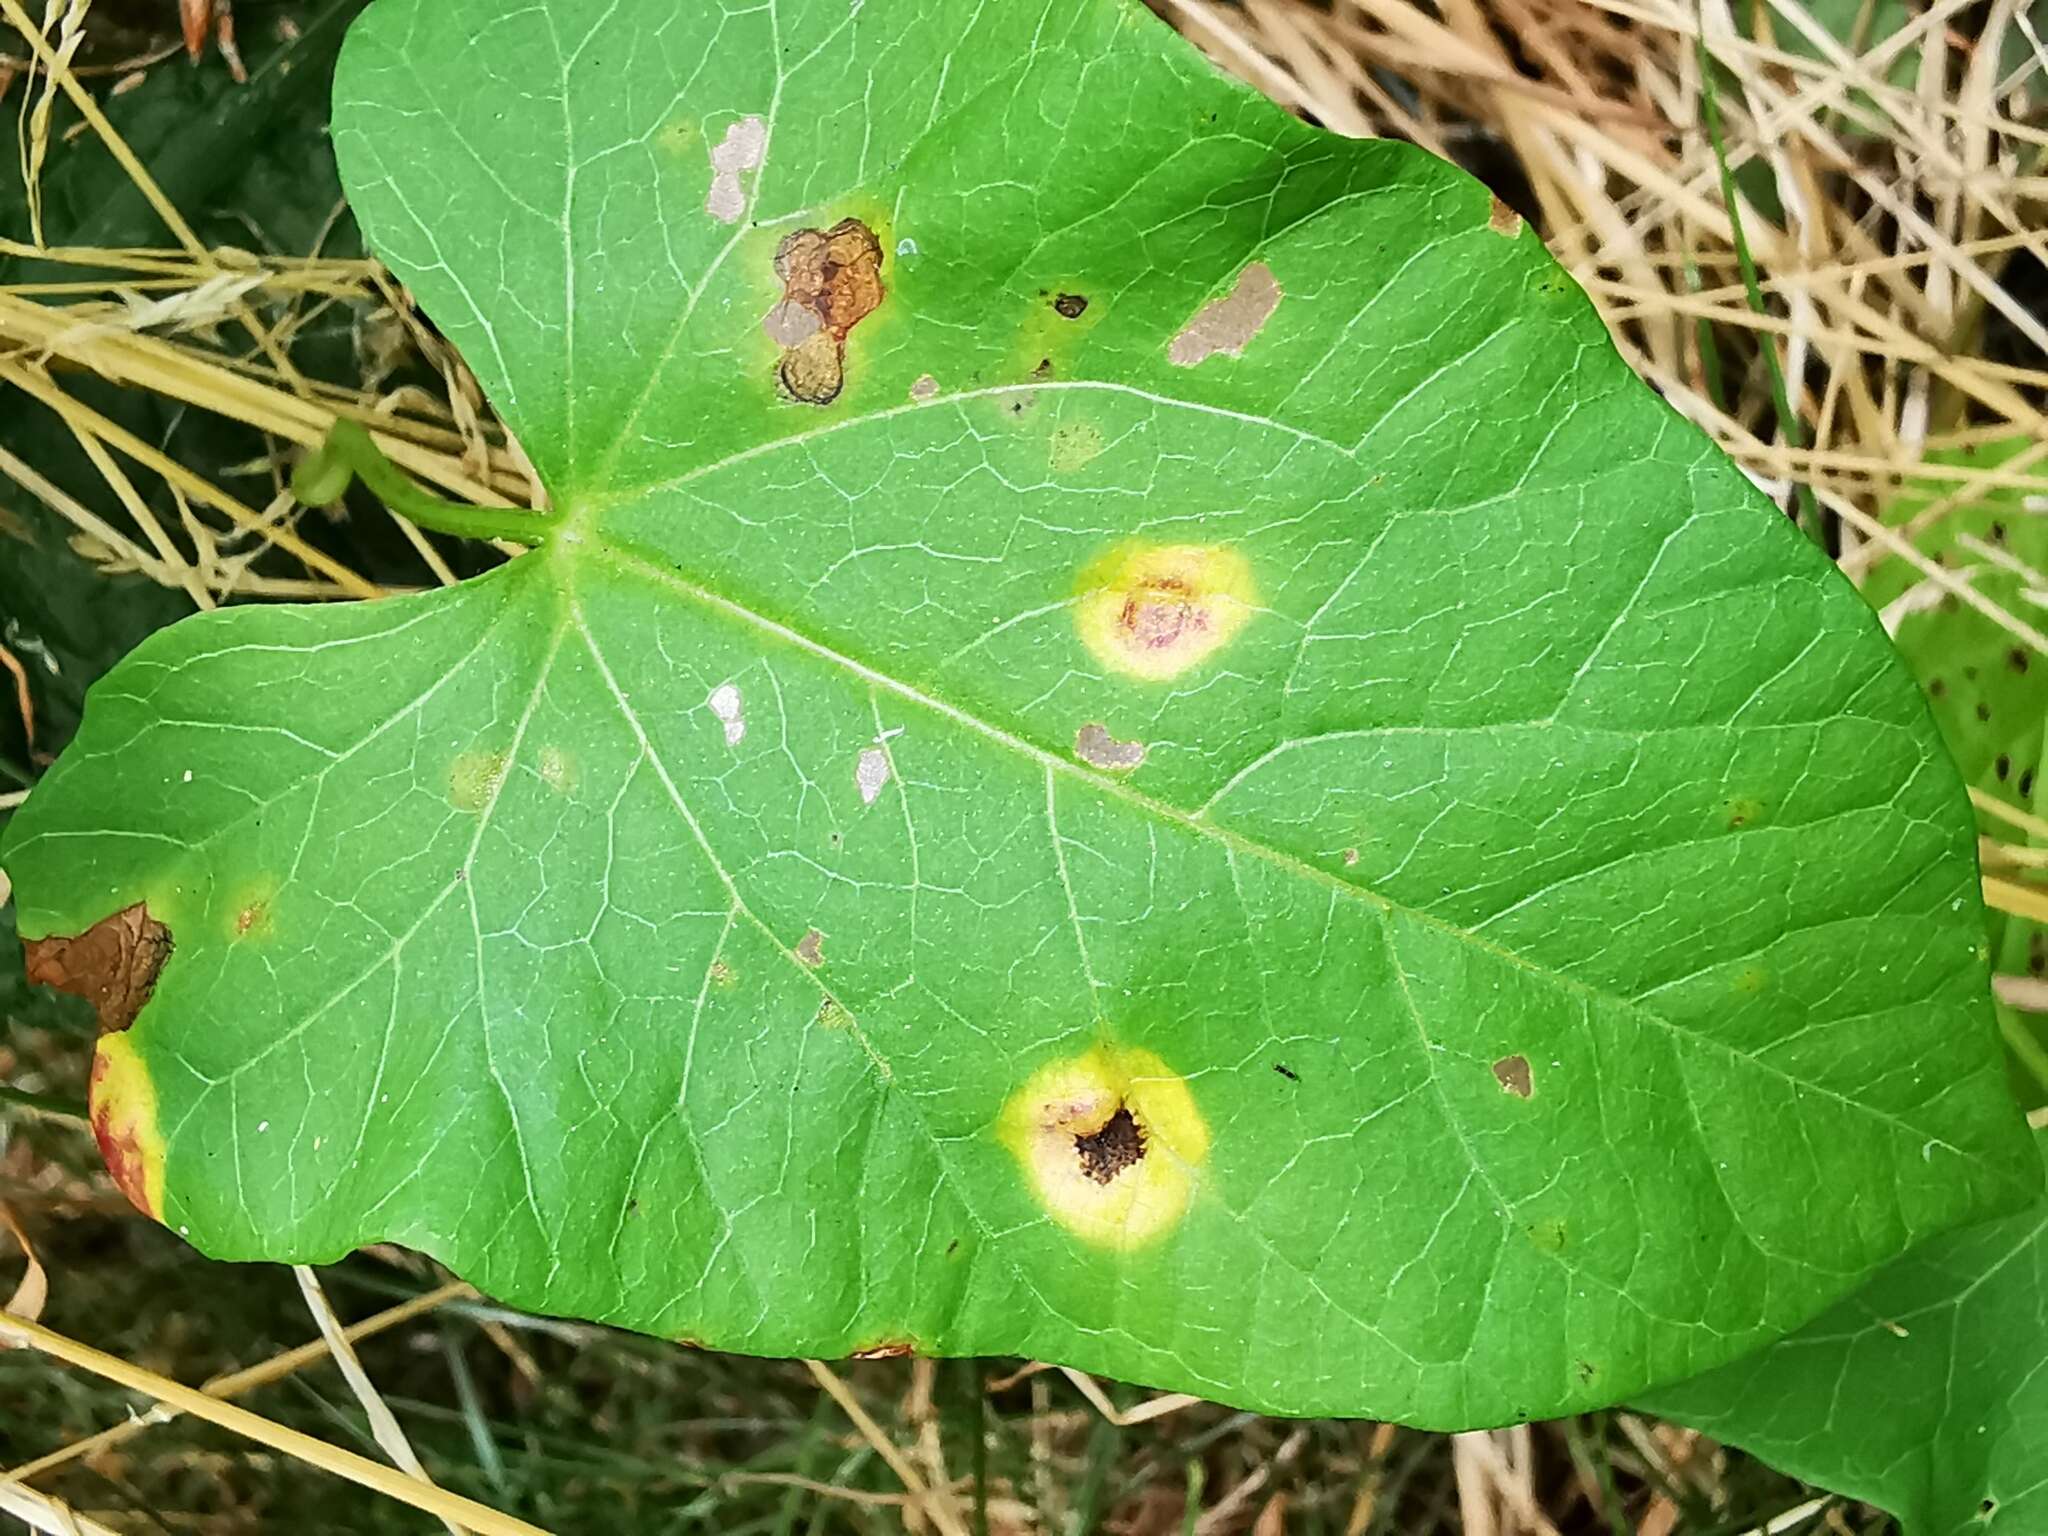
top-left (1647, 1127), bottom-right (2048, 1536)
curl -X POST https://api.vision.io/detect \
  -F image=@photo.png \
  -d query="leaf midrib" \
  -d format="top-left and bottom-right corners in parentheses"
top-left (577, 531), bottom-right (2006, 1183)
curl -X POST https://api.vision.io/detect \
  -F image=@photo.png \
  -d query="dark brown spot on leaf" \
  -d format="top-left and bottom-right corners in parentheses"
top-left (23, 902), bottom-right (171, 1034)
top-left (2010, 647), bottom-right (2030, 674)
top-left (766, 218), bottom-right (884, 405)
top-left (1492, 1054), bottom-right (1533, 1099)
top-left (1273, 1062), bottom-right (1299, 1082)
top-left (1075, 1104), bottom-right (1146, 1184)
top-left (795, 928), bottom-right (826, 967)
top-left (1053, 292), bottom-right (1089, 319)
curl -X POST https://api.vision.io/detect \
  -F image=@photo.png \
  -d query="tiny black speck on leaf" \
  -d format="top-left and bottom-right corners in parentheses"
top-left (1273, 1062), bottom-right (1299, 1082)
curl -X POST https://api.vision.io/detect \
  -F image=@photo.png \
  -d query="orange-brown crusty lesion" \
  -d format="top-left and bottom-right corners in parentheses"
top-left (1074, 542), bottom-right (1257, 682)
top-left (998, 1043), bottom-right (1210, 1250)
top-left (89, 1032), bottom-right (167, 1222)
top-left (763, 218), bottom-right (885, 405)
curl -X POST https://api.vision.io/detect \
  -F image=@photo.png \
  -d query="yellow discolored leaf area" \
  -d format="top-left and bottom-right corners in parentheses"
top-left (89, 1033), bottom-right (167, 1222)
top-left (1073, 542), bottom-right (1256, 682)
top-left (999, 1043), bottom-right (1210, 1250)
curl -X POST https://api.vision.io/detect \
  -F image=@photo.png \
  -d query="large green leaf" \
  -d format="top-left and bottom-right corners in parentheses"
top-left (1646, 1128), bottom-right (2048, 1535)
top-left (0, 0), bottom-right (2033, 1427)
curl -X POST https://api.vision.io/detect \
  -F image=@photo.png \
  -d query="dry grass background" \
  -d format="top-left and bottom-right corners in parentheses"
top-left (0, 0), bottom-right (2044, 1530)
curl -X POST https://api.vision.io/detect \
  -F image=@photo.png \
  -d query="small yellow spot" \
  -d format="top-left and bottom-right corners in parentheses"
top-left (1074, 542), bottom-right (1256, 682)
top-left (1731, 963), bottom-right (1769, 996)
top-left (1048, 422), bottom-right (1106, 474)
top-left (226, 876), bottom-right (277, 941)
top-left (998, 1043), bottom-right (1209, 1250)
top-left (449, 749), bottom-right (509, 813)
top-left (657, 116), bottom-right (698, 156)
top-left (1722, 795), bottom-right (1766, 830)
top-left (537, 745), bottom-right (575, 794)
top-left (91, 1033), bottom-right (166, 1222)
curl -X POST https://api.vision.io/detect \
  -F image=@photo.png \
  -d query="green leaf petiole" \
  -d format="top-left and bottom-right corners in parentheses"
top-left (292, 420), bottom-right (556, 547)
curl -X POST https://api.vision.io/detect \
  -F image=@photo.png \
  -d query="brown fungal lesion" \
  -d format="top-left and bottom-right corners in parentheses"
top-left (1491, 1054), bottom-right (1534, 1100)
top-left (23, 901), bottom-right (172, 1034)
top-left (1074, 1103), bottom-right (1147, 1184)
top-left (762, 218), bottom-right (884, 405)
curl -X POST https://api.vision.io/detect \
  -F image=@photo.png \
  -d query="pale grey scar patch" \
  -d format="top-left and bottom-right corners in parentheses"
top-left (1168, 262), bottom-right (1282, 367)
top-left (705, 115), bottom-right (766, 224)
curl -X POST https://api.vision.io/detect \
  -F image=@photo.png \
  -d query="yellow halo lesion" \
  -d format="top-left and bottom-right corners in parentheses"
top-left (1073, 542), bottom-right (1256, 682)
top-left (998, 1043), bottom-right (1210, 1250)
top-left (90, 1032), bottom-right (166, 1222)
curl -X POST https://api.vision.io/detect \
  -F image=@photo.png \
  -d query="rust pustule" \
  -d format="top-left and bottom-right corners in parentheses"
top-left (23, 902), bottom-right (172, 1034)
top-left (765, 218), bottom-right (885, 405)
